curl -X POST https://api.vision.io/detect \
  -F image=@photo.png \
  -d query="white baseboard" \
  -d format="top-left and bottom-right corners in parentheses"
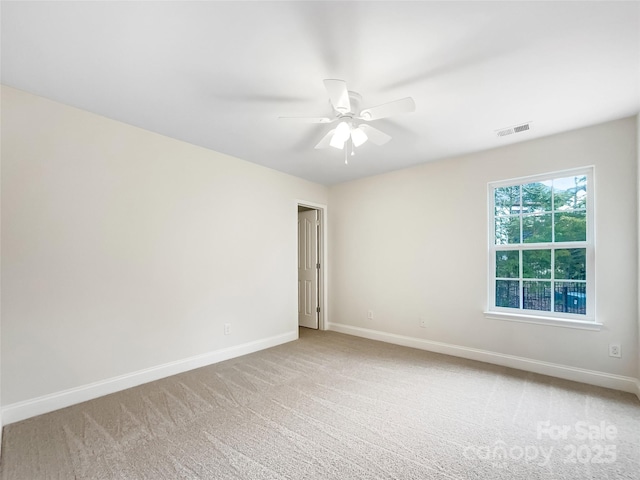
top-left (2, 330), bottom-right (298, 426)
top-left (328, 323), bottom-right (639, 395)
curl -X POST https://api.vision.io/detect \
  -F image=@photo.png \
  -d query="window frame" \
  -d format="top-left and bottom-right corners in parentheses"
top-left (486, 167), bottom-right (599, 329)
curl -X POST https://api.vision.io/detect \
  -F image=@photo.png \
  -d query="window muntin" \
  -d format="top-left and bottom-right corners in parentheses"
top-left (489, 168), bottom-right (593, 322)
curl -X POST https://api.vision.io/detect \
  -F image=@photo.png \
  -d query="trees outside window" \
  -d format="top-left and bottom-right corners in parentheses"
top-left (489, 168), bottom-right (594, 322)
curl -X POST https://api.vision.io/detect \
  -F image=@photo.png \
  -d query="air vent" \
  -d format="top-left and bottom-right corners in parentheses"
top-left (497, 128), bottom-right (514, 137)
top-left (496, 122), bottom-right (532, 138)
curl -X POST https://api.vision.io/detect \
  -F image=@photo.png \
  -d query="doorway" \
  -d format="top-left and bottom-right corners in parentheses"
top-left (297, 202), bottom-right (326, 330)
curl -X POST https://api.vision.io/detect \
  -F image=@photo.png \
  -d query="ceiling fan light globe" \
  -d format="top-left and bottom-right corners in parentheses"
top-left (351, 127), bottom-right (368, 147)
top-left (329, 135), bottom-right (345, 149)
top-left (334, 121), bottom-right (351, 141)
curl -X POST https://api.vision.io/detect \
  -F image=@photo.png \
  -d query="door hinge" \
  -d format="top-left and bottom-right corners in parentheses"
top-left (316, 263), bottom-right (320, 269)
top-left (316, 306), bottom-right (320, 313)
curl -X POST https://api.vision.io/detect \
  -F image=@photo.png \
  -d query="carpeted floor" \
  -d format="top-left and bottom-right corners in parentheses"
top-left (1, 328), bottom-right (639, 479)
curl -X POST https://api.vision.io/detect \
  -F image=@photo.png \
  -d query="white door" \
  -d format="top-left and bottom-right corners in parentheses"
top-left (298, 209), bottom-right (319, 329)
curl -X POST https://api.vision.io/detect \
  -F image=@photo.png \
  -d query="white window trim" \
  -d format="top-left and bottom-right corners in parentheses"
top-left (484, 311), bottom-right (602, 331)
top-left (486, 166), bottom-right (596, 328)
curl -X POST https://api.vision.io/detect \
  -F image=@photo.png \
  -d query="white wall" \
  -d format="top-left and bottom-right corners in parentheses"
top-left (637, 113), bottom-right (640, 398)
top-left (1, 86), bottom-right (328, 408)
top-left (0, 86), bottom-right (3, 448)
top-left (329, 117), bottom-right (638, 383)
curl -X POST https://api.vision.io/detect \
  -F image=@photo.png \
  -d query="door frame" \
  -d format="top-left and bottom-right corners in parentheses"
top-left (296, 200), bottom-right (328, 330)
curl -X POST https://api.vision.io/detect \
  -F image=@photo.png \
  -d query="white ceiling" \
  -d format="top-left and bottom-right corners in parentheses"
top-left (2, 1), bottom-right (639, 185)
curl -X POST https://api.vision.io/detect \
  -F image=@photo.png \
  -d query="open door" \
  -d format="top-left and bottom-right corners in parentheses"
top-left (298, 208), bottom-right (319, 329)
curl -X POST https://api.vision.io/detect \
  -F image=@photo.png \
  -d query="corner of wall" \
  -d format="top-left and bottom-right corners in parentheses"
top-left (0, 411), bottom-right (3, 458)
top-left (637, 113), bottom-right (640, 401)
top-left (1, 86), bottom-right (3, 457)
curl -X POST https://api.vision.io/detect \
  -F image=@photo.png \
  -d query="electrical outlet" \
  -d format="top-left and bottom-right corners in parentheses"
top-left (224, 323), bottom-right (231, 335)
top-left (367, 310), bottom-right (374, 320)
top-left (419, 318), bottom-right (426, 328)
top-left (608, 343), bottom-right (621, 358)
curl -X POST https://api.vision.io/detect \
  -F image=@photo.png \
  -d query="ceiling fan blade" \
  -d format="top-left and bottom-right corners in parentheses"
top-left (314, 129), bottom-right (336, 149)
top-left (359, 97), bottom-right (415, 121)
top-left (358, 124), bottom-right (391, 145)
top-left (278, 116), bottom-right (333, 123)
top-left (323, 79), bottom-right (351, 113)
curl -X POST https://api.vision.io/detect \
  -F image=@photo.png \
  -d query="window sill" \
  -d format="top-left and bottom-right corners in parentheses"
top-left (484, 311), bottom-right (602, 331)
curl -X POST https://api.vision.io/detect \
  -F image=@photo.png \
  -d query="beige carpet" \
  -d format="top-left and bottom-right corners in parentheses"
top-left (1, 328), bottom-right (639, 479)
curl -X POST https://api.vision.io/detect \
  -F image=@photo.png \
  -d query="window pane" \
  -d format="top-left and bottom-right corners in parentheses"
top-left (523, 214), bottom-right (552, 243)
top-left (523, 281), bottom-right (551, 311)
top-left (496, 251), bottom-right (519, 278)
top-left (554, 282), bottom-right (586, 314)
top-left (495, 186), bottom-right (521, 216)
top-left (554, 248), bottom-right (586, 280)
top-left (522, 181), bottom-right (552, 213)
top-left (523, 249), bottom-right (551, 279)
top-left (496, 280), bottom-right (519, 308)
top-left (554, 176), bottom-right (587, 211)
top-left (555, 212), bottom-right (586, 242)
top-left (490, 169), bottom-right (591, 319)
top-left (495, 216), bottom-right (520, 244)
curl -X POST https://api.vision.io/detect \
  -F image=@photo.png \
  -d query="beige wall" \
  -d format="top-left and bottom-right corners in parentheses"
top-left (329, 117), bottom-right (638, 378)
top-left (1, 86), bottom-right (328, 405)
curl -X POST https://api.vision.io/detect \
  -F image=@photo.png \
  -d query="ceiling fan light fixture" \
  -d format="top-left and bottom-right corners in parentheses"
top-left (282, 79), bottom-right (416, 157)
top-left (351, 126), bottom-right (368, 147)
top-left (334, 121), bottom-right (351, 141)
top-left (330, 121), bottom-right (350, 149)
top-left (329, 136), bottom-right (345, 149)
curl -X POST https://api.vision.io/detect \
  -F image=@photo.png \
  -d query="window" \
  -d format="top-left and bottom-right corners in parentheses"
top-left (487, 167), bottom-right (596, 327)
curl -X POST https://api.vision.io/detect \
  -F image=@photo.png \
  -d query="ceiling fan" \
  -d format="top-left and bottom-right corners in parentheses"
top-left (279, 79), bottom-right (415, 161)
